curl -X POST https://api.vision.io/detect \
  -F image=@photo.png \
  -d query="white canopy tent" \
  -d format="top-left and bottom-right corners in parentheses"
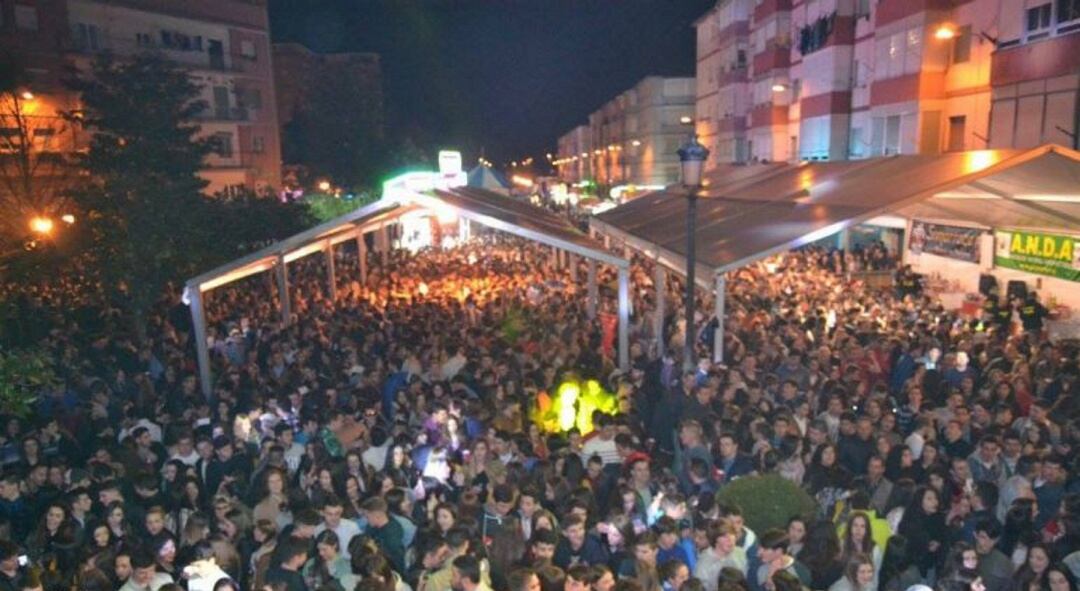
top-left (590, 144), bottom-right (1080, 363)
top-left (186, 177), bottom-right (630, 397)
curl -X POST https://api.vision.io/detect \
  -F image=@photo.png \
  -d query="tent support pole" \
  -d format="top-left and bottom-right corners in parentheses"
top-left (618, 266), bottom-right (630, 371)
top-left (190, 287), bottom-right (212, 398)
top-left (587, 259), bottom-right (598, 319)
top-left (357, 231), bottom-right (368, 286)
top-left (714, 274), bottom-right (725, 364)
top-left (325, 240), bottom-right (336, 302)
top-left (276, 255), bottom-right (291, 326)
top-left (655, 265), bottom-right (666, 358)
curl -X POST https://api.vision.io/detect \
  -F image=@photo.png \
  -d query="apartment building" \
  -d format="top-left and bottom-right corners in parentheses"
top-left (692, 0), bottom-right (1078, 166)
top-left (2, 0), bottom-right (282, 194)
top-left (554, 76), bottom-right (695, 187)
top-left (556, 125), bottom-right (592, 184)
top-left (273, 42), bottom-right (382, 135)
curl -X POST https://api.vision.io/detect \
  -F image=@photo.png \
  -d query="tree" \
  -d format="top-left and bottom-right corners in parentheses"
top-left (66, 53), bottom-right (220, 338)
top-left (0, 348), bottom-right (56, 418)
top-left (0, 57), bottom-right (78, 251)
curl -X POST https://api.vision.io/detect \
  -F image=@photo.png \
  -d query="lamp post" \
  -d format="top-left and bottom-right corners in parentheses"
top-left (677, 134), bottom-right (709, 372)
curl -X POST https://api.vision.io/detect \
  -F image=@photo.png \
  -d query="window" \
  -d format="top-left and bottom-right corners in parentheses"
top-left (736, 49), bottom-right (747, 69)
top-left (849, 126), bottom-right (865, 158)
top-left (952, 26), bottom-right (971, 63)
top-left (240, 40), bottom-right (256, 59)
top-left (856, 0), bottom-right (871, 18)
top-left (136, 32), bottom-right (153, 47)
top-left (237, 88), bottom-right (262, 110)
top-left (947, 116), bottom-right (966, 151)
top-left (74, 23), bottom-right (101, 51)
top-left (1026, 3), bottom-right (1052, 39)
top-left (885, 115), bottom-right (902, 154)
top-left (252, 136), bottom-right (265, 154)
top-left (1059, 0), bottom-right (1080, 30)
top-left (15, 5), bottom-right (39, 31)
top-left (209, 133), bottom-right (233, 158)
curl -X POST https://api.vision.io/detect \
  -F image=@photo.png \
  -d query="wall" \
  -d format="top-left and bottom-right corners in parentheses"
top-left (906, 231), bottom-right (1080, 311)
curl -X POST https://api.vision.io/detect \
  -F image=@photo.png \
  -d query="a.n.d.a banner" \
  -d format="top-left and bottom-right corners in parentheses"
top-left (909, 220), bottom-right (982, 263)
top-left (994, 229), bottom-right (1080, 282)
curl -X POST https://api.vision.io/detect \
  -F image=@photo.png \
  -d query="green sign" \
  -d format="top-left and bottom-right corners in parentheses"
top-left (994, 229), bottom-right (1080, 282)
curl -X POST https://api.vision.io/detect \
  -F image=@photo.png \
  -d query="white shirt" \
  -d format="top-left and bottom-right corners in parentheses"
top-left (363, 443), bottom-right (390, 472)
top-left (120, 572), bottom-right (173, 591)
top-left (170, 450), bottom-right (200, 467)
top-left (580, 436), bottom-right (620, 465)
top-left (315, 519), bottom-right (362, 549)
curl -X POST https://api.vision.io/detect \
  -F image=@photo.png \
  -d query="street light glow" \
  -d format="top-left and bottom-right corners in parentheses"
top-left (30, 216), bottom-right (54, 235)
top-left (317, 180), bottom-right (331, 192)
top-left (20, 91), bottom-right (35, 101)
top-left (61, 214), bottom-right (76, 224)
top-left (934, 25), bottom-right (956, 40)
top-left (679, 115), bottom-right (693, 125)
top-left (772, 83), bottom-right (787, 92)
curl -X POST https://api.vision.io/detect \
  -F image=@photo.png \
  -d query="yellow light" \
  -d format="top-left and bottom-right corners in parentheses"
top-left (772, 84), bottom-right (787, 92)
top-left (631, 140), bottom-right (642, 147)
top-left (418, 282), bottom-right (429, 296)
top-left (581, 152), bottom-right (588, 157)
top-left (934, 25), bottom-right (956, 40)
top-left (317, 180), bottom-right (331, 192)
top-left (680, 115), bottom-right (693, 125)
top-left (511, 174), bottom-right (534, 187)
top-left (61, 214), bottom-right (75, 224)
top-left (594, 149), bottom-right (602, 155)
top-left (964, 150), bottom-right (998, 174)
top-left (29, 216), bottom-right (54, 235)
top-left (20, 91), bottom-right (35, 101)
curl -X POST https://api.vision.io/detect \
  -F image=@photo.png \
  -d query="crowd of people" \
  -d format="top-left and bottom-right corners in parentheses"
top-left (0, 230), bottom-right (1077, 591)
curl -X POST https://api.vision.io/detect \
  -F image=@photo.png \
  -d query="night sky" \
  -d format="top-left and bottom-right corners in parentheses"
top-left (268, 0), bottom-right (713, 168)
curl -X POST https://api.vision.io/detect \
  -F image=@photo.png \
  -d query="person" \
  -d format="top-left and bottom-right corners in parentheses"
top-left (363, 496), bottom-right (407, 574)
top-left (972, 519), bottom-right (1013, 591)
top-left (181, 542), bottom-right (233, 591)
top-left (452, 554), bottom-right (493, 591)
top-left (303, 530), bottom-right (350, 590)
top-left (898, 487), bottom-right (947, 577)
top-left (264, 538), bottom-right (309, 591)
top-left (555, 514), bottom-right (609, 569)
top-left (659, 560), bottom-right (689, 591)
top-left (694, 521), bottom-right (748, 591)
top-left (827, 555), bottom-right (876, 591)
top-left (121, 549), bottom-right (174, 591)
top-left (754, 529), bottom-right (810, 591)
top-left (507, 568), bottom-right (542, 591)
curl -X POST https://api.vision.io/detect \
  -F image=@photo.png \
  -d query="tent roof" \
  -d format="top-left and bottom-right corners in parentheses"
top-left (467, 165), bottom-right (511, 191)
top-left (188, 184), bottom-right (624, 293)
top-left (593, 144), bottom-right (1080, 275)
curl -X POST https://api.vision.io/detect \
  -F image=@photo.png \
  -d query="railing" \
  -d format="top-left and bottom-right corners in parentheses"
top-left (194, 107), bottom-right (250, 122)
top-left (64, 34), bottom-right (250, 74)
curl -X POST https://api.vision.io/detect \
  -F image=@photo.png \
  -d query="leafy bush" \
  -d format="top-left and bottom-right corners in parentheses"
top-left (0, 348), bottom-right (56, 417)
top-left (715, 475), bottom-right (818, 535)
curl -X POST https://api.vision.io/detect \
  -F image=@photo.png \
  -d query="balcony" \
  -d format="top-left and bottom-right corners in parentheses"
top-left (194, 107), bottom-right (250, 122)
top-left (753, 45), bottom-right (791, 73)
top-left (65, 33), bottom-right (249, 74)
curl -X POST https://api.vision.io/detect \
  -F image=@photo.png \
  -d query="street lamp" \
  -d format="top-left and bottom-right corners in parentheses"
top-left (29, 216), bottom-right (54, 235)
top-left (677, 134), bottom-right (709, 371)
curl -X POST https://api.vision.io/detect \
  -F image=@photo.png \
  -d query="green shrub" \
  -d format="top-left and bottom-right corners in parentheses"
top-left (715, 475), bottom-right (818, 535)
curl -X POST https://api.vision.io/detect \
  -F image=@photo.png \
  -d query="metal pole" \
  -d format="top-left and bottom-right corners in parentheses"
top-left (655, 265), bottom-right (666, 358)
top-left (569, 253), bottom-right (578, 282)
top-left (189, 286), bottom-right (212, 398)
top-left (587, 259), bottom-right (598, 319)
top-left (325, 240), bottom-right (337, 301)
top-left (684, 190), bottom-right (698, 372)
top-left (618, 266), bottom-right (630, 371)
top-left (714, 273), bottom-right (726, 364)
top-left (357, 231), bottom-right (368, 285)
top-left (276, 254), bottom-right (291, 326)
